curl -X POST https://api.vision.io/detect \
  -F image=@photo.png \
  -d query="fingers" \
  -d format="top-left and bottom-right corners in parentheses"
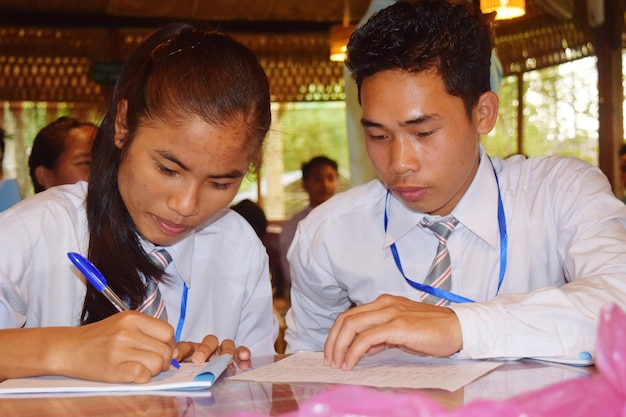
top-left (323, 295), bottom-right (463, 370)
top-left (70, 312), bottom-right (177, 383)
top-left (189, 335), bottom-right (219, 363)
top-left (327, 306), bottom-right (396, 370)
top-left (173, 341), bottom-right (195, 362)
top-left (218, 339), bottom-right (236, 359)
top-left (112, 313), bottom-right (176, 372)
top-left (324, 295), bottom-right (396, 367)
top-left (217, 340), bottom-right (251, 363)
top-left (175, 337), bottom-right (250, 366)
top-left (235, 345), bottom-right (251, 361)
top-left (120, 311), bottom-right (176, 344)
top-left (111, 361), bottom-right (160, 384)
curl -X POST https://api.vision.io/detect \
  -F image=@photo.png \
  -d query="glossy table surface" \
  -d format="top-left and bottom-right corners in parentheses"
top-left (0, 355), bottom-right (595, 417)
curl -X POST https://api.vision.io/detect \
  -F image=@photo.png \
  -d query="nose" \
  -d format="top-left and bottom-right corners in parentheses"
top-left (168, 184), bottom-right (200, 217)
top-left (389, 136), bottom-right (420, 175)
top-left (323, 177), bottom-right (336, 192)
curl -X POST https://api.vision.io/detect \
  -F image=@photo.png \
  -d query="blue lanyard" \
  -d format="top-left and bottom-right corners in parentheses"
top-left (384, 158), bottom-right (507, 303)
top-left (175, 283), bottom-right (188, 342)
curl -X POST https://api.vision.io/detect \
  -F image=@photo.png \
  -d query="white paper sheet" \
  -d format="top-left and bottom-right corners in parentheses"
top-left (228, 350), bottom-right (502, 391)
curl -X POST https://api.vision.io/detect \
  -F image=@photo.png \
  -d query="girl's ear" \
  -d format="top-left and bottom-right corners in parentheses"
top-left (114, 99), bottom-right (129, 148)
top-left (475, 91), bottom-right (499, 135)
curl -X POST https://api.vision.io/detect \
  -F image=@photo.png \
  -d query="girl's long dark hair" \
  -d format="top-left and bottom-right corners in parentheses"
top-left (82, 22), bottom-right (271, 324)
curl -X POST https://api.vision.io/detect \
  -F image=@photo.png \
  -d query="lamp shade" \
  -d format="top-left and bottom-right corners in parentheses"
top-left (329, 24), bottom-right (356, 62)
top-left (480, 0), bottom-right (526, 20)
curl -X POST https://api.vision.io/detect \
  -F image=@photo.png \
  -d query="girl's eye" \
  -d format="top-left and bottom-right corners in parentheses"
top-left (157, 162), bottom-right (177, 177)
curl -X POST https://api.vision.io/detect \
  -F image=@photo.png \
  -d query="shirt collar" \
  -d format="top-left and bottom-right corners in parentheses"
top-left (383, 146), bottom-right (500, 249)
top-left (150, 208), bottom-right (230, 288)
top-left (454, 147), bottom-right (500, 249)
top-left (140, 234), bottom-right (195, 287)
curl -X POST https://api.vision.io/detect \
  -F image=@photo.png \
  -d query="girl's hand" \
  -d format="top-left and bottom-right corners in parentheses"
top-left (57, 311), bottom-right (177, 383)
top-left (175, 336), bottom-right (251, 365)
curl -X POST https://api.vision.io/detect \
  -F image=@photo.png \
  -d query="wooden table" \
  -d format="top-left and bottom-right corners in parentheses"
top-left (0, 355), bottom-right (595, 417)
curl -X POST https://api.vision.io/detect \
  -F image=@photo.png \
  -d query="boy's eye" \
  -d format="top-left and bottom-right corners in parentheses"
top-left (366, 131), bottom-right (387, 141)
top-left (211, 182), bottom-right (231, 190)
top-left (415, 128), bottom-right (439, 138)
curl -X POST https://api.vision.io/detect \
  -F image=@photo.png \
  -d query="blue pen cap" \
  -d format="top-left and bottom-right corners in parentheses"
top-left (67, 252), bottom-right (107, 291)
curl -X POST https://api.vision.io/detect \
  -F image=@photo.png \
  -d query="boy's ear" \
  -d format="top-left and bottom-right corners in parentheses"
top-left (114, 99), bottom-right (129, 148)
top-left (34, 166), bottom-right (55, 191)
top-left (476, 91), bottom-right (499, 135)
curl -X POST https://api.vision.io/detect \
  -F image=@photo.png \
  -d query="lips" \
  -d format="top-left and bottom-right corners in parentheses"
top-left (153, 215), bottom-right (191, 236)
top-left (391, 186), bottom-right (428, 203)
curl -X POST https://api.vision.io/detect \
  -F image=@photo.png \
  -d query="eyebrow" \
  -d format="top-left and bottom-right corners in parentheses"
top-left (361, 114), bottom-right (439, 128)
top-left (159, 151), bottom-right (190, 171)
top-left (158, 150), bottom-right (246, 178)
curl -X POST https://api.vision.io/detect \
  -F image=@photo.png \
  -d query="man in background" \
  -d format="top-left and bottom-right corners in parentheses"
top-left (279, 156), bottom-right (339, 298)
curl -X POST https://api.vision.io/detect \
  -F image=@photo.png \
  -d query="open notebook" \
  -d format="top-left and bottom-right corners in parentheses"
top-left (0, 354), bottom-right (231, 395)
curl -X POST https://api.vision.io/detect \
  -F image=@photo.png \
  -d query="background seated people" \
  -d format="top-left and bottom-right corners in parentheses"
top-left (231, 198), bottom-right (268, 241)
top-left (278, 155), bottom-right (338, 298)
top-left (28, 116), bottom-right (97, 193)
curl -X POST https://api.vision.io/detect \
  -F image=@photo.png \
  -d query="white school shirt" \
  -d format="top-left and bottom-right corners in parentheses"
top-left (285, 150), bottom-right (626, 360)
top-left (0, 181), bottom-right (277, 357)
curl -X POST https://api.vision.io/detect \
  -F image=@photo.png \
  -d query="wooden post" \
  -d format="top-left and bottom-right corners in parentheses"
top-left (594, 0), bottom-right (624, 197)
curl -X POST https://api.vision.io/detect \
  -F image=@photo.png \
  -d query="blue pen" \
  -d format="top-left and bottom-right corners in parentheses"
top-left (68, 252), bottom-right (181, 369)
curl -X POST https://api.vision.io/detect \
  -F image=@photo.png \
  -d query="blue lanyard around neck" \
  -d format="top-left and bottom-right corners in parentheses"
top-left (384, 158), bottom-right (507, 303)
top-left (175, 283), bottom-right (188, 342)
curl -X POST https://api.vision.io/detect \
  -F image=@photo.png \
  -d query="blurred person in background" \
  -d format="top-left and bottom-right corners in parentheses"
top-left (0, 128), bottom-right (21, 212)
top-left (28, 117), bottom-right (98, 193)
top-left (0, 128), bottom-right (5, 180)
top-left (279, 156), bottom-right (338, 298)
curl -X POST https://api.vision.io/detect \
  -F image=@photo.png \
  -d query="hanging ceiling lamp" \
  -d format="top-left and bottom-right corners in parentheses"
top-left (329, 0), bottom-right (356, 62)
top-left (480, 0), bottom-right (526, 20)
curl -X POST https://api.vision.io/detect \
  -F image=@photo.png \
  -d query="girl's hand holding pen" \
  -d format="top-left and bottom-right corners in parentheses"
top-left (63, 311), bottom-right (178, 383)
top-left (67, 252), bottom-right (181, 370)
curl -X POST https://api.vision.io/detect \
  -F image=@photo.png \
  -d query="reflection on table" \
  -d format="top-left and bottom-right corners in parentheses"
top-left (0, 355), bottom-right (594, 417)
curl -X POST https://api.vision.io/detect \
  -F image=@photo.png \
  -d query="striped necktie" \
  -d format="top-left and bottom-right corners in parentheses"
top-left (138, 248), bottom-right (171, 321)
top-left (419, 216), bottom-right (459, 306)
